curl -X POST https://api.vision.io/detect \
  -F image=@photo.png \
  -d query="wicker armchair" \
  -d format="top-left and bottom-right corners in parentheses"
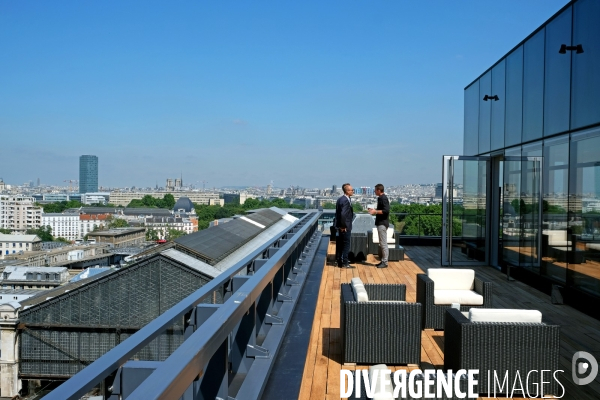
top-left (416, 269), bottom-right (493, 330)
top-left (341, 282), bottom-right (421, 365)
top-left (444, 308), bottom-right (561, 396)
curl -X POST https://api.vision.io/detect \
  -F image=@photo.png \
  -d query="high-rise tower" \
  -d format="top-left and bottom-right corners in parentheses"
top-left (79, 155), bottom-right (98, 193)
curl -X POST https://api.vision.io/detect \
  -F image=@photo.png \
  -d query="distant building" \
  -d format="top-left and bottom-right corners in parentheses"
top-left (42, 213), bottom-right (80, 241)
top-left (145, 216), bottom-right (195, 239)
top-left (0, 178), bottom-right (6, 192)
top-left (109, 191), bottom-right (219, 207)
top-left (86, 227), bottom-right (146, 248)
top-left (223, 192), bottom-right (253, 205)
top-left (80, 214), bottom-right (109, 238)
top-left (0, 195), bottom-right (42, 233)
top-left (80, 192), bottom-right (110, 205)
top-left (0, 234), bottom-right (42, 259)
top-left (0, 289), bottom-right (44, 304)
top-left (79, 155), bottom-right (99, 193)
top-left (173, 196), bottom-right (194, 213)
top-left (0, 266), bottom-right (69, 290)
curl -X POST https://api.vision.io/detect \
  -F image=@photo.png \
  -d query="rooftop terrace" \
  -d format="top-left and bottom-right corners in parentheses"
top-left (298, 245), bottom-right (600, 400)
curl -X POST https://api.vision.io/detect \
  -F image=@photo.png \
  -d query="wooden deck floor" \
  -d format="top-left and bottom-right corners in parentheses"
top-left (298, 243), bottom-right (600, 400)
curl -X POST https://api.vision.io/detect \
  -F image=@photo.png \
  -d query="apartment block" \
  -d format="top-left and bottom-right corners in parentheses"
top-left (0, 195), bottom-right (42, 233)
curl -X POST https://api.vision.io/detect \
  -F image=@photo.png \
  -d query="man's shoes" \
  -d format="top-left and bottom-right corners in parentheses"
top-left (341, 264), bottom-right (355, 269)
top-left (376, 261), bottom-right (388, 268)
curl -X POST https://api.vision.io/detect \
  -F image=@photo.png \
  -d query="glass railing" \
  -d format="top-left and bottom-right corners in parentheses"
top-left (389, 212), bottom-right (485, 238)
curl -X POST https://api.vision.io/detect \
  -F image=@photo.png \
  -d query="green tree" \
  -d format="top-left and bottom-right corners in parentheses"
top-left (163, 194), bottom-right (176, 209)
top-left (352, 202), bottom-right (363, 212)
top-left (322, 202), bottom-right (336, 209)
top-left (0, 228), bottom-right (11, 234)
top-left (109, 218), bottom-right (129, 228)
top-left (166, 228), bottom-right (186, 240)
top-left (26, 226), bottom-right (53, 241)
top-left (146, 228), bottom-right (160, 241)
top-left (55, 237), bottom-right (70, 243)
top-left (40, 200), bottom-right (82, 213)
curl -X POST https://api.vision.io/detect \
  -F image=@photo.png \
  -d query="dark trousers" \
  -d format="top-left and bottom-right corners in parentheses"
top-left (336, 230), bottom-right (351, 265)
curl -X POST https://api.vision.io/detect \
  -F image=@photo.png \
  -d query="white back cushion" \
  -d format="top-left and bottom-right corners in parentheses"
top-left (351, 277), bottom-right (364, 287)
top-left (469, 308), bottom-right (542, 323)
top-left (371, 228), bottom-right (395, 244)
top-left (428, 269), bottom-right (475, 290)
top-left (350, 278), bottom-right (369, 302)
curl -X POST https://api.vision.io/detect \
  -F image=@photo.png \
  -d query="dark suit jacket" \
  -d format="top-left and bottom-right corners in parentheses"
top-left (335, 195), bottom-right (354, 231)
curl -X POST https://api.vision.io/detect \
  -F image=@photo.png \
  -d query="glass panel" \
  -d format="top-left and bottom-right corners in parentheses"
top-left (505, 47), bottom-right (523, 147)
top-left (453, 159), bottom-right (488, 263)
top-left (491, 60), bottom-right (506, 150)
top-left (523, 30), bottom-right (545, 142)
top-left (572, 0), bottom-right (600, 129)
top-left (479, 71), bottom-right (492, 154)
top-left (521, 146), bottom-right (542, 271)
top-left (544, 6), bottom-right (572, 136)
top-left (568, 132), bottom-right (600, 297)
top-left (464, 81), bottom-right (480, 155)
top-left (502, 148), bottom-right (522, 267)
top-left (542, 138), bottom-right (569, 283)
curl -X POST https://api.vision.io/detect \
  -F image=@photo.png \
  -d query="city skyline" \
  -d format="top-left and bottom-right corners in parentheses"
top-left (0, 1), bottom-right (567, 187)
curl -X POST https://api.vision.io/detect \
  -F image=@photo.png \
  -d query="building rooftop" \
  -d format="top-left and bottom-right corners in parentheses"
top-left (173, 197), bottom-right (194, 213)
top-left (87, 227), bottom-right (145, 237)
top-left (1, 266), bottom-right (67, 281)
top-left (70, 267), bottom-right (114, 283)
top-left (0, 234), bottom-right (41, 242)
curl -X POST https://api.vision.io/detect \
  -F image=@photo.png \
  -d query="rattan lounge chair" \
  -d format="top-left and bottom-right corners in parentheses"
top-left (444, 308), bottom-right (561, 397)
top-left (341, 279), bottom-right (421, 365)
top-left (416, 269), bottom-right (493, 330)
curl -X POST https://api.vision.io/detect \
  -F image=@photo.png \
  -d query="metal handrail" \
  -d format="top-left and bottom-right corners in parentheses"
top-left (45, 212), bottom-right (318, 400)
top-left (128, 212), bottom-right (319, 399)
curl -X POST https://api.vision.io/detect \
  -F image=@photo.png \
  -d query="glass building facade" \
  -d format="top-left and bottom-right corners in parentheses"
top-left (463, 0), bottom-right (600, 310)
top-left (79, 155), bottom-right (99, 193)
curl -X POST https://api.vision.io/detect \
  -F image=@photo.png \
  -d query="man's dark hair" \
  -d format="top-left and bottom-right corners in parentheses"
top-left (342, 183), bottom-right (351, 194)
top-left (375, 183), bottom-right (384, 193)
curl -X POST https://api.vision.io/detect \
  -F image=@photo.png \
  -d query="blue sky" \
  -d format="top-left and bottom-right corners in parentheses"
top-left (0, 0), bottom-right (568, 189)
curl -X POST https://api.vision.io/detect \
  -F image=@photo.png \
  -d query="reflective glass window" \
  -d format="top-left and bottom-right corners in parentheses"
top-left (542, 137), bottom-right (569, 283)
top-left (523, 30), bottom-right (545, 142)
top-left (464, 81), bottom-right (479, 155)
top-left (491, 60), bottom-right (506, 151)
top-left (479, 71), bottom-right (492, 154)
top-left (572, 0), bottom-right (600, 129)
top-left (544, 6), bottom-right (572, 136)
top-left (568, 129), bottom-right (600, 296)
top-left (505, 47), bottom-right (523, 147)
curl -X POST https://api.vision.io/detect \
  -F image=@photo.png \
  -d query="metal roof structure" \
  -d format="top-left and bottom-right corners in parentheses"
top-left (15, 207), bottom-right (298, 380)
top-left (173, 208), bottom-right (286, 265)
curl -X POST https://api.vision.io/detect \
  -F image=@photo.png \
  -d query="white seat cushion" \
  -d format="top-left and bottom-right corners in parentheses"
top-left (368, 364), bottom-right (393, 400)
top-left (469, 308), bottom-right (542, 323)
top-left (434, 289), bottom-right (483, 305)
top-left (587, 243), bottom-right (600, 251)
top-left (428, 269), bottom-right (475, 290)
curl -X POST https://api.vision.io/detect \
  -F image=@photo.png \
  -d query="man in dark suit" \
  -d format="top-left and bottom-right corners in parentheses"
top-left (335, 183), bottom-right (355, 268)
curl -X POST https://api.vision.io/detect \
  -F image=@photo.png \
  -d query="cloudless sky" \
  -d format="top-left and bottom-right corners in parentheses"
top-left (0, 0), bottom-right (568, 189)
